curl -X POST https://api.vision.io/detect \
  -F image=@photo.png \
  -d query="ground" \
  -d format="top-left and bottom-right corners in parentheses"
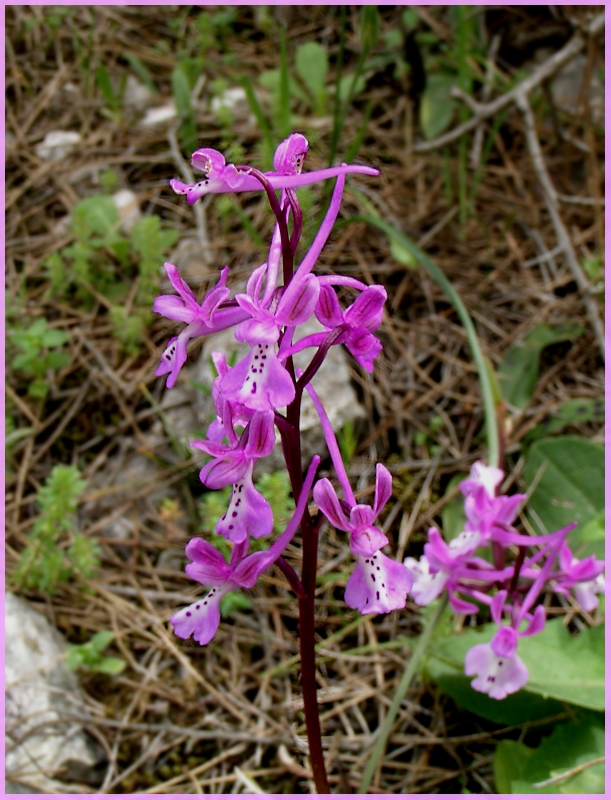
top-left (5, 5), bottom-right (604, 793)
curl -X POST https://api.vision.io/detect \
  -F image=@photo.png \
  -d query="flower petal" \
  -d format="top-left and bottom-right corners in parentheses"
top-left (184, 537), bottom-right (232, 585)
top-left (313, 478), bottom-right (351, 532)
top-left (216, 465), bottom-right (274, 543)
top-left (373, 463), bottom-right (393, 518)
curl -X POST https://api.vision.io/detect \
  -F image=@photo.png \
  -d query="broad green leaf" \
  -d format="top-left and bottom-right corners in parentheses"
top-left (498, 323), bottom-right (584, 410)
top-left (512, 716), bottom-right (605, 793)
top-left (426, 656), bottom-right (566, 725)
top-left (526, 397), bottom-right (604, 442)
top-left (427, 618), bottom-right (604, 714)
top-left (71, 195), bottom-right (119, 238)
top-left (338, 72), bottom-right (367, 103)
top-left (420, 74), bottom-right (457, 140)
top-left (295, 41), bottom-right (328, 115)
top-left (518, 619), bottom-right (603, 710)
top-left (523, 436), bottom-right (604, 556)
top-left (494, 740), bottom-right (534, 793)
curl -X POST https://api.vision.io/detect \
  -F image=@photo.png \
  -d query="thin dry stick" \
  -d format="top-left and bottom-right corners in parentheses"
top-left (531, 756), bottom-right (605, 788)
top-left (514, 89), bottom-right (604, 359)
top-left (412, 12), bottom-right (604, 153)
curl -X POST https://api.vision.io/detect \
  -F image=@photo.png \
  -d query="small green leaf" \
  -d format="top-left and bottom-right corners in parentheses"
top-left (420, 74), bottom-right (457, 140)
top-left (28, 379), bottom-right (50, 399)
top-left (96, 65), bottom-right (119, 111)
top-left (494, 740), bottom-right (534, 793)
top-left (90, 630), bottom-right (115, 651)
top-left (42, 328), bottom-right (69, 348)
top-left (524, 436), bottom-right (604, 556)
top-left (359, 6), bottom-right (380, 53)
top-left (295, 41), bottom-right (328, 115)
top-left (71, 195), bottom-right (119, 238)
top-left (498, 323), bottom-right (584, 410)
top-left (95, 657), bottom-right (126, 675)
top-left (220, 590), bottom-right (252, 617)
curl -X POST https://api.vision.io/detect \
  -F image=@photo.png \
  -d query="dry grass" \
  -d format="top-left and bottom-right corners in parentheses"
top-left (5, 6), bottom-right (604, 793)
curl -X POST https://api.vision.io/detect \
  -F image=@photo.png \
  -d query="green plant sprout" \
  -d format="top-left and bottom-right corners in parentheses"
top-left (65, 630), bottom-right (126, 674)
top-left (43, 194), bottom-right (178, 353)
top-left (12, 465), bottom-right (100, 595)
top-left (9, 318), bottom-right (71, 399)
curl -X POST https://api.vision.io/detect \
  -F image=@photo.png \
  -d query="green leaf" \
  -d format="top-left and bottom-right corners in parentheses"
top-left (526, 397), bottom-right (604, 442)
top-left (426, 656), bottom-right (566, 725)
top-left (523, 436), bottom-right (604, 556)
top-left (96, 65), bottom-right (119, 111)
top-left (420, 74), bottom-right (457, 140)
top-left (498, 323), bottom-right (585, 410)
top-left (71, 195), bottom-right (119, 238)
top-left (427, 618), bottom-right (604, 716)
top-left (494, 740), bottom-right (534, 793)
top-left (90, 630), bottom-right (115, 651)
top-left (518, 619), bottom-right (604, 710)
top-left (512, 716), bottom-right (605, 793)
top-left (338, 72), bottom-right (366, 102)
top-left (95, 657), bottom-right (126, 675)
top-left (42, 328), bottom-right (69, 348)
top-left (390, 238), bottom-right (418, 268)
top-left (28, 379), bottom-right (49, 399)
top-left (295, 41), bottom-right (328, 115)
top-left (359, 6), bottom-right (380, 52)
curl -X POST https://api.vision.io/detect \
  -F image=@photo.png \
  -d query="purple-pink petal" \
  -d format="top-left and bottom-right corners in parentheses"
top-left (184, 537), bottom-right (233, 585)
top-left (313, 478), bottom-right (351, 532)
top-left (372, 463), bottom-right (393, 518)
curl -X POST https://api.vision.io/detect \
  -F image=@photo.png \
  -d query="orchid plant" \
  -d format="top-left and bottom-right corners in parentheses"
top-left (154, 134), bottom-right (604, 792)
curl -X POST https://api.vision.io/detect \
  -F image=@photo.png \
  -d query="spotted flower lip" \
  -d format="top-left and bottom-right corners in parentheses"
top-left (273, 132), bottom-right (309, 174)
top-left (216, 462), bottom-right (274, 543)
top-left (465, 642), bottom-right (529, 700)
top-left (345, 550), bottom-right (413, 615)
top-left (170, 143), bottom-right (379, 205)
top-left (219, 342), bottom-right (295, 412)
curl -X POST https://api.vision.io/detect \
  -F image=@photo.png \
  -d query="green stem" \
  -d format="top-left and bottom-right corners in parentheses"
top-left (357, 216), bottom-right (500, 469)
top-left (358, 594), bottom-right (448, 793)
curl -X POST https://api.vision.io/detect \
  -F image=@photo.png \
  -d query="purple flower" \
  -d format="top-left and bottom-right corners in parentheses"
top-left (459, 460), bottom-right (504, 499)
top-left (153, 263), bottom-right (249, 388)
top-left (193, 410), bottom-right (275, 490)
top-left (464, 641), bottom-right (529, 700)
top-left (314, 463), bottom-right (413, 613)
top-left (170, 456), bottom-right (320, 645)
top-left (169, 139), bottom-right (379, 205)
top-left (216, 462), bottom-right (274, 543)
top-left (464, 591), bottom-right (546, 699)
top-left (403, 555), bottom-right (448, 606)
top-left (315, 284), bottom-right (386, 372)
top-left (556, 543), bottom-right (605, 612)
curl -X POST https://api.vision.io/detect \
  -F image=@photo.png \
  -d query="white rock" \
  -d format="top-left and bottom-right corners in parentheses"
top-left (123, 74), bottom-right (154, 109)
top-left (35, 131), bottom-right (81, 162)
top-left (112, 188), bottom-right (142, 233)
top-left (210, 86), bottom-right (247, 114)
top-left (5, 593), bottom-right (102, 792)
top-left (139, 103), bottom-right (177, 127)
